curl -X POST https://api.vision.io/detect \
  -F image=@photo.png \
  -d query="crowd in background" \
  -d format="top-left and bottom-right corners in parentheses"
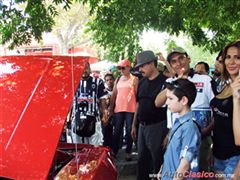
top-left (66, 39), bottom-right (240, 180)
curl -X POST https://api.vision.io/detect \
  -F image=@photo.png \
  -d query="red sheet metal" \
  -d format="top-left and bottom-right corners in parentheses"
top-left (0, 55), bottom-right (87, 179)
top-left (55, 143), bottom-right (117, 180)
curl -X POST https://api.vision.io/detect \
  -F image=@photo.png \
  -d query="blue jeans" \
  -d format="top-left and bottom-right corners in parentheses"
top-left (214, 155), bottom-right (240, 177)
top-left (112, 112), bottom-right (134, 154)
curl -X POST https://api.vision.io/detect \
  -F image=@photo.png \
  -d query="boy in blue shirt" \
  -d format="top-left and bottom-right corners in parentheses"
top-left (159, 79), bottom-right (201, 180)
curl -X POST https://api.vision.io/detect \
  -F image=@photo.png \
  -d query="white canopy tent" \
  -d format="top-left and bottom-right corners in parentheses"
top-left (90, 60), bottom-right (116, 72)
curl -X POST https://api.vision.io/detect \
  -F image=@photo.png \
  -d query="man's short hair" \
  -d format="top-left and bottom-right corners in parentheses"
top-left (104, 73), bottom-right (114, 80)
top-left (166, 78), bottom-right (197, 107)
top-left (195, 61), bottom-right (210, 73)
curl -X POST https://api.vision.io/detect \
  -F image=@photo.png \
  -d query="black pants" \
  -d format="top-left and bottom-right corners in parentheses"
top-left (102, 119), bottom-right (113, 149)
top-left (137, 120), bottom-right (168, 180)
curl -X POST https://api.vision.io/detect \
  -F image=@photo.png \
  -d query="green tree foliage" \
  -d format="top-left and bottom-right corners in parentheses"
top-left (1, 0), bottom-right (240, 60)
top-left (84, 0), bottom-right (240, 60)
top-left (0, 0), bottom-right (57, 49)
top-left (164, 36), bottom-right (216, 67)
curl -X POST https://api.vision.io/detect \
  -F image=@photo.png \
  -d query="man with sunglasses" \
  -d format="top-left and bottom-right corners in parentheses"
top-left (131, 50), bottom-right (168, 180)
top-left (155, 48), bottom-right (216, 173)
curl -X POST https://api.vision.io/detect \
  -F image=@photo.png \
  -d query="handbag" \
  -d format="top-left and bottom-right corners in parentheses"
top-left (74, 114), bottom-right (96, 137)
top-left (73, 100), bottom-right (96, 137)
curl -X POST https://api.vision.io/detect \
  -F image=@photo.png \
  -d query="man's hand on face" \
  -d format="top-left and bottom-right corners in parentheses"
top-left (178, 68), bottom-right (188, 79)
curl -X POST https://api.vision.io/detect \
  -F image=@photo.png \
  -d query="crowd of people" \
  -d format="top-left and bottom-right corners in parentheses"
top-left (67, 39), bottom-right (240, 180)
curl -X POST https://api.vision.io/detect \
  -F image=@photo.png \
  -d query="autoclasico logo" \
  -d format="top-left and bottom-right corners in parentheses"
top-left (150, 171), bottom-right (233, 179)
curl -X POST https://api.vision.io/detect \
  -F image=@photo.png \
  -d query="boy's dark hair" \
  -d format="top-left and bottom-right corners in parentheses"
top-left (166, 78), bottom-right (197, 107)
top-left (195, 61), bottom-right (210, 73)
top-left (104, 73), bottom-right (114, 80)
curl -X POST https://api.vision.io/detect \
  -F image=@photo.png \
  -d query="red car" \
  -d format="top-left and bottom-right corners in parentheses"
top-left (0, 55), bottom-right (117, 180)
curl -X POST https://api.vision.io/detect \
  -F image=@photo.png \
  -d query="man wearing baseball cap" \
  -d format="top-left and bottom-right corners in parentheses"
top-left (131, 50), bottom-right (168, 180)
top-left (155, 48), bottom-right (216, 173)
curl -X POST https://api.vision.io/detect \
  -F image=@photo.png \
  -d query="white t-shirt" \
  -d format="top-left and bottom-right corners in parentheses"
top-left (166, 74), bottom-right (215, 129)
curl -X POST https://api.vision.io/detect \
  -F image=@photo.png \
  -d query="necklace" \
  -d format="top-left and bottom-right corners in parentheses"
top-left (121, 75), bottom-right (130, 81)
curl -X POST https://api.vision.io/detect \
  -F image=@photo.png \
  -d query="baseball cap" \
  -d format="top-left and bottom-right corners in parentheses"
top-left (117, 59), bottom-right (131, 67)
top-left (167, 47), bottom-right (188, 62)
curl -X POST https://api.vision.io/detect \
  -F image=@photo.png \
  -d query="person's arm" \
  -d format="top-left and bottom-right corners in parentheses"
top-left (231, 160), bottom-right (240, 180)
top-left (201, 120), bottom-right (214, 138)
top-left (162, 129), bottom-right (170, 149)
top-left (156, 52), bottom-right (175, 76)
top-left (97, 78), bottom-right (109, 125)
top-left (99, 98), bottom-right (108, 125)
top-left (109, 78), bottom-right (118, 117)
top-left (233, 99), bottom-right (240, 145)
top-left (157, 165), bottom-right (163, 180)
top-left (155, 88), bottom-right (167, 107)
top-left (201, 76), bottom-right (215, 138)
top-left (231, 76), bottom-right (240, 145)
top-left (133, 77), bottom-right (139, 95)
top-left (131, 102), bottom-right (139, 141)
top-left (176, 122), bottom-right (201, 180)
top-left (174, 158), bottom-right (190, 180)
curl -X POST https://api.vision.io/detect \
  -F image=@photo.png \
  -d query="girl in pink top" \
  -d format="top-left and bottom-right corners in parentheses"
top-left (110, 59), bottom-right (138, 160)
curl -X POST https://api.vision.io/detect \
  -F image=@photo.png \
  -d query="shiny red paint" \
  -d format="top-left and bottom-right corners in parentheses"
top-left (53, 143), bottom-right (117, 180)
top-left (1, 55), bottom-right (86, 179)
top-left (0, 56), bottom-right (116, 179)
top-left (0, 56), bottom-right (117, 180)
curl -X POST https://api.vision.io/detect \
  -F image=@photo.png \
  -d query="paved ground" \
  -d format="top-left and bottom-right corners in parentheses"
top-left (114, 145), bottom-right (137, 180)
top-left (119, 175), bottom-right (136, 180)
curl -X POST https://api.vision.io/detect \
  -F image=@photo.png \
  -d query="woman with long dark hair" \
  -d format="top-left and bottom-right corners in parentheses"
top-left (210, 40), bottom-right (240, 178)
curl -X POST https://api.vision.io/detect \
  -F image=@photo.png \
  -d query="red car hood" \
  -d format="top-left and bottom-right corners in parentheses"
top-left (0, 55), bottom-right (87, 179)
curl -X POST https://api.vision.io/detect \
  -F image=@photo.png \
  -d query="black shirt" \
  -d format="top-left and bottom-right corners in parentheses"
top-left (211, 95), bottom-right (240, 160)
top-left (137, 74), bottom-right (167, 124)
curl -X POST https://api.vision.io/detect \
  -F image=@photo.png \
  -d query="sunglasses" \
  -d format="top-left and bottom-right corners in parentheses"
top-left (118, 67), bottom-right (126, 70)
